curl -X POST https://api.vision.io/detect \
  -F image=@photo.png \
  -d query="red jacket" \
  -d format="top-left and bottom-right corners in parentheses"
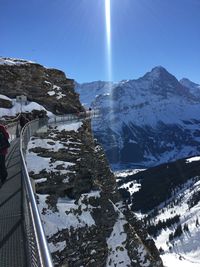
top-left (0, 124), bottom-right (10, 155)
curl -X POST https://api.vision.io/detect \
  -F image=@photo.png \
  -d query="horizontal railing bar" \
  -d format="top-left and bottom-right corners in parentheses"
top-left (20, 119), bottom-right (54, 267)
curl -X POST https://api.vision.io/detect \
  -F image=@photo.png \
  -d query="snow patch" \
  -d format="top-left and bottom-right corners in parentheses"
top-left (49, 241), bottom-right (66, 253)
top-left (0, 96), bottom-right (53, 117)
top-left (56, 122), bottom-right (83, 132)
top-left (47, 91), bottom-right (56, 96)
top-left (26, 153), bottom-right (74, 175)
top-left (106, 204), bottom-right (131, 267)
top-left (0, 57), bottom-right (34, 65)
top-left (186, 156), bottom-right (200, 163)
top-left (0, 94), bottom-right (12, 101)
top-left (162, 253), bottom-right (200, 267)
top-left (38, 194), bottom-right (98, 238)
top-left (119, 181), bottom-right (141, 195)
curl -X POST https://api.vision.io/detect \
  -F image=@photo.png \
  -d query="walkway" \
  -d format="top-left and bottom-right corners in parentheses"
top-left (0, 139), bottom-right (26, 267)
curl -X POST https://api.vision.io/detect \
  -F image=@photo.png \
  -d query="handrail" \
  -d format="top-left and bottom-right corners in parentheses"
top-left (0, 113), bottom-right (21, 124)
top-left (48, 109), bottom-right (99, 124)
top-left (1, 114), bottom-right (21, 141)
top-left (20, 119), bottom-right (54, 267)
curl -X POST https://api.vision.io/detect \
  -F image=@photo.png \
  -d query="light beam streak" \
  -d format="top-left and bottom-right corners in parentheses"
top-left (105, 0), bottom-right (112, 84)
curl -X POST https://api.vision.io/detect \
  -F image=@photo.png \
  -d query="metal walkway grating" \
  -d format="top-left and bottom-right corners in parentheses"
top-left (0, 140), bottom-right (26, 267)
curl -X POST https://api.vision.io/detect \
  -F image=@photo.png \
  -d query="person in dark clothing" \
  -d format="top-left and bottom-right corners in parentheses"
top-left (19, 114), bottom-right (28, 131)
top-left (0, 124), bottom-right (9, 185)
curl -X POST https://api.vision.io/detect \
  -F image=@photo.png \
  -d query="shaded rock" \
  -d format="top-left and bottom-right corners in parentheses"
top-left (0, 57), bottom-right (83, 114)
top-left (0, 98), bottom-right (13, 108)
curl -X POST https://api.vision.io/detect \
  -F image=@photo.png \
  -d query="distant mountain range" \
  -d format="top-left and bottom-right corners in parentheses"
top-left (76, 66), bottom-right (200, 169)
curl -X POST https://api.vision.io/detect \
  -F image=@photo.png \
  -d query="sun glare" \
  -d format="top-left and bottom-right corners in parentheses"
top-left (105, 0), bottom-right (111, 45)
top-left (105, 0), bottom-right (112, 84)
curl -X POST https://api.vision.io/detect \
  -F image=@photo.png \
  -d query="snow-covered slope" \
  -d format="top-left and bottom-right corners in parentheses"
top-left (0, 94), bottom-right (53, 117)
top-left (75, 81), bottom-right (113, 107)
top-left (180, 78), bottom-right (200, 98)
top-left (154, 177), bottom-right (200, 264)
top-left (76, 67), bottom-right (200, 169)
top-left (116, 155), bottom-right (200, 267)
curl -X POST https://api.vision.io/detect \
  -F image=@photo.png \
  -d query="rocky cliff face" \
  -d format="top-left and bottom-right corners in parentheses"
top-left (27, 119), bottom-right (163, 267)
top-left (0, 58), bottom-right (83, 114)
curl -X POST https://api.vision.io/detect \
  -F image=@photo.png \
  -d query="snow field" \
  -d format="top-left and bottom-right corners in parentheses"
top-left (38, 193), bottom-right (100, 238)
top-left (152, 177), bottom-right (200, 264)
top-left (106, 202), bottom-right (131, 267)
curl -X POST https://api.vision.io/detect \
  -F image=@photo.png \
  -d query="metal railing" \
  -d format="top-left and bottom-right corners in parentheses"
top-left (48, 109), bottom-right (99, 124)
top-left (20, 119), bottom-right (54, 267)
top-left (3, 114), bottom-right (21, 141)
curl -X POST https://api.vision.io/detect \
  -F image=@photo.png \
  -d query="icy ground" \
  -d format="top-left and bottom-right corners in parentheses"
top-left (162, 253), bottom-right (200, 267)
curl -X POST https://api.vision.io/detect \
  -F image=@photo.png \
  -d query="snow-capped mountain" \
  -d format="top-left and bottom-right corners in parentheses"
top-left (180, 78), bottom-right (200, 98)
top-left (75, 80), bottom-right (113, 107)
top-left (76, 67), bottom-right (200, 169)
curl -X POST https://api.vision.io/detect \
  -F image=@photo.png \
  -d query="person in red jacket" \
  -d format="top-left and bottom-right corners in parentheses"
top-left (0, 124), bottom-right (9, 185)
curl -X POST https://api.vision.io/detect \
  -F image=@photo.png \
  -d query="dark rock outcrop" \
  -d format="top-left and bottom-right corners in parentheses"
top-left (0, 57), bottom-right (83, 114)
top-left (0, 98), bottom-right (13, 108)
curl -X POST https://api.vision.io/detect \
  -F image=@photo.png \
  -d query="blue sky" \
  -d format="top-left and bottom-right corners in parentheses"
top-left (0, 0), bottom-right (200, 83)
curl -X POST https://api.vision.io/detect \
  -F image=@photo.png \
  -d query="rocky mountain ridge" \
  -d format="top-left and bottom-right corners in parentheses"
top-left (0, 57), bottom-right (83, 115)
top-left (180, 77), bottom-right (200, 98)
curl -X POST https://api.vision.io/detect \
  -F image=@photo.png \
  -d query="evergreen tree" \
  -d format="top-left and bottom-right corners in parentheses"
top-left (174, 225), bottom-right (183, 238)
top-left (183, 223), bottom-right (189, 232)
top-left (196, 218), bottom-right (199, 227)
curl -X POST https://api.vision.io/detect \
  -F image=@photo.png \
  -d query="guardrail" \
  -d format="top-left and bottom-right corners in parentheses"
top-left (2, 114), bottom-right (21, 141)
top-left (20, 119), bottom-right (54, 267)
top-left (0, 113), bottom-right (21, 124)
top-left (48, 109), bottom-right (99, 124)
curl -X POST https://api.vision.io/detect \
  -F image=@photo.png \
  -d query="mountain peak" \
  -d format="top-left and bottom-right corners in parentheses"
top-left (152, 65), bottom-right (167, 72)
top-left (148, 66), bottom-right (171, 78)
top-left (180, 78), bottom-right (200, 88)
top-left (141, 66), bottom-right (176, 82)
